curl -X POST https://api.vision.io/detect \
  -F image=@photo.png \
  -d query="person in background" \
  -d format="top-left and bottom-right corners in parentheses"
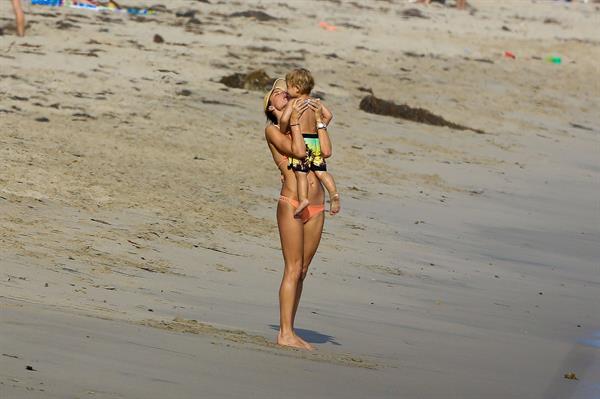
top-left (414, 0), bottom-right (467, 9)
top-left (11, 0), bottom-right (25, 36)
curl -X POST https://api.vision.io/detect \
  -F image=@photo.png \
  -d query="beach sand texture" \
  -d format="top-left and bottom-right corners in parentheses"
top-left (1, 0), bottom-right (600, 398)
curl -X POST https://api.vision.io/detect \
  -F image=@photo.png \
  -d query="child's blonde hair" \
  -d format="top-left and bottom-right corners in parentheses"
top-left (285, 68), bottom-right (314, 95)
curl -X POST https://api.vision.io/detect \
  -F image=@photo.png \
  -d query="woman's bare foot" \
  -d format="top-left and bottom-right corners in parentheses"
top-left (296, 336), bottom-right (315, 351)
top-left (294, 199), bottom-right (310, 218)
top-left (330, 193), bottom-right (340, 215)
top-left (278, 332), bottom-right (309, 350)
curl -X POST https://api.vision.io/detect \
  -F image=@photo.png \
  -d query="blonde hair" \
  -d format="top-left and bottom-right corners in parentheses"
top-left (285, 68), bottom-right (314, 95)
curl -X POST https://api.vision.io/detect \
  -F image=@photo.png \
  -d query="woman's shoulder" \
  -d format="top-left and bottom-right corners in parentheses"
top-left (265, 122), bottom-right (279, 134)
top-left (265, 123), bottom-right (287, 143)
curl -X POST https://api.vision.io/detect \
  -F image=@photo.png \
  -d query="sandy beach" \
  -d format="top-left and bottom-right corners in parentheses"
top-left (1, 0), bottom-right (599, 397)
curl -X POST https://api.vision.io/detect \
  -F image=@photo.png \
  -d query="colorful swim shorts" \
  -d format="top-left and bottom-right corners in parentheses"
top-left (288, 133), bottom-right (327, 173)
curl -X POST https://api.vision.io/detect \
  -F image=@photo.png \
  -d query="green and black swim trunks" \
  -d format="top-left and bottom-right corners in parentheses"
top-left (288, 133), bottom-right (327, 173)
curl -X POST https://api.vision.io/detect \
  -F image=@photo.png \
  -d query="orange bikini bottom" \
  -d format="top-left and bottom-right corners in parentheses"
top-left (279, 195), bottom-right (325, 223)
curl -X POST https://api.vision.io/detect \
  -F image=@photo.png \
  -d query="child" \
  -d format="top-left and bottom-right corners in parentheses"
top-left (281, 68), bottom-right (340, 217)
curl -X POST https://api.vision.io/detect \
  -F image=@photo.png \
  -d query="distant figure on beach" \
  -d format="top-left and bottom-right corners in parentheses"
top-left (264, 78), bottom-right (333, 350)
top-left (11, 0), bottom-right (25, 36)
top-left (279, 68), bottom-right (340, 217)
top-left (414, 0), bottom-right (467, 9)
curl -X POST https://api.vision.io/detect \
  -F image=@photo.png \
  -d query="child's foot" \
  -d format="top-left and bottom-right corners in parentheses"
top-left (294, 199), bottom-right (310, 218)
top-left (330, 193), bottom-right (341, 215)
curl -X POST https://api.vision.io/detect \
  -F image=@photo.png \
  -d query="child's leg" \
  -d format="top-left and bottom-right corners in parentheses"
top-left (294, 171), bottom-right (310, 217)
top-left (314, 171), bottom-right (340, 215)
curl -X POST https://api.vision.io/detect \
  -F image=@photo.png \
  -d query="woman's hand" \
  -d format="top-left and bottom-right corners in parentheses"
top-left (290, 99), bottom-right (310, 124)
top-left (308, 99), bottom-right (333, 125)
top-left (304, 98), bottom-right (323, 122)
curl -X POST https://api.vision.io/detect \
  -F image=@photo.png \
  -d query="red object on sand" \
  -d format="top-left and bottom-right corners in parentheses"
top-left (504, 51), bottom-right (516, 59)
top-left (319, 21), bottom-right (338, 32)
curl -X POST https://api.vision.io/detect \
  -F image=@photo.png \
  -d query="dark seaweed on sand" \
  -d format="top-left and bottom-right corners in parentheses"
top-left (359, 95), bottom-right (485, 134)
top-left (229, 11), bottom-right (276, 22)
top-left (219, 70), bottom-right (274, 91)
top-left (56, 20), bottom-right (80, 30)
top-left (400, 8), bottom-right (428, 19)
top-left (176, 9), bottom-right (197, 18)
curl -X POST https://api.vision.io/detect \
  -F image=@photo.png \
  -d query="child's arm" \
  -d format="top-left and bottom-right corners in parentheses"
top-left (279, 101), bottom-right (294, 134)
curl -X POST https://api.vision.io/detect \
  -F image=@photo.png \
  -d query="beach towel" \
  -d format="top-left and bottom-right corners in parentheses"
top-left (30, 0), bottom-right (154, 15)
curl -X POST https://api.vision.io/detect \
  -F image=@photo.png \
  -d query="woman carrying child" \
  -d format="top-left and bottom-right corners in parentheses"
top-left (280, 69), bottom-right (340, 217)
top-left (264, 77), bottom-right (337, 350)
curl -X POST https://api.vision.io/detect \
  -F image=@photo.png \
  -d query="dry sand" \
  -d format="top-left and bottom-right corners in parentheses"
top-left (1, 0), bottom-right (599, 398)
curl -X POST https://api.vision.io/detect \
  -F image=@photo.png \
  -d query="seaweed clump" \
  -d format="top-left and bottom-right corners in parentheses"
top-left (219, 69), bottom-right (274, 91)
top-left (359, 95), bottom-right (485, 134)
top-left (229, 11), bottom-right (276, 22)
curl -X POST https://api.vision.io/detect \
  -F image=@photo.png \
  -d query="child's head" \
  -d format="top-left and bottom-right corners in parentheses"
top-left (285, 68), bottom-right (314, 98)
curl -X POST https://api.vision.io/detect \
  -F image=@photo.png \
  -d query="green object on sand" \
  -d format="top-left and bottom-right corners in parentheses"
top-left (547, 56), bottom-right (562, 64)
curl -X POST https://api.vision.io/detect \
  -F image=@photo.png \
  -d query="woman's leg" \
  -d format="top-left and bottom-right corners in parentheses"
top-left (11, 0), bottom-right (25, 37)
top-left (290, 211), bottom-right (324, 350)
top-left (277, 199), bottom-right (308, 349)
top-left (292, 212), bottom-right (324, 319)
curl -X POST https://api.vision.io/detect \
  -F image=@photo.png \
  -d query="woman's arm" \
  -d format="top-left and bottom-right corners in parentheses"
top-left (286, 100), bottom-right (309, 159)
top-left (315, 102), bottom-right (332, 158)
top-left (265, 124), bottom-right (305, 159)
top-left (265, 124), bottom-right (294, 157)
top-left (308, 99), bottom-right (333, 126)
top-left (320, 101), bottom-right (333, 126)
top-left (290, 124), bottom-right (306, 159)
top-left (279, 101), bottom-right (294, 134)
top-left (316, 128), bottom-right (332, 158)
top-left (265, 101), bottom-right (307, 159)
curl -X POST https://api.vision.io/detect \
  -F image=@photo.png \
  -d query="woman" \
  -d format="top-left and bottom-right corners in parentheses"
top-left (11, 0), bottom-right (25, 37)
top-left (264, 79), bottom-right (332, 350)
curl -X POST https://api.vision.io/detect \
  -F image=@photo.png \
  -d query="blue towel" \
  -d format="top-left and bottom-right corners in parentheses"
top-left (31, 0), bottom-right (64, 5)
